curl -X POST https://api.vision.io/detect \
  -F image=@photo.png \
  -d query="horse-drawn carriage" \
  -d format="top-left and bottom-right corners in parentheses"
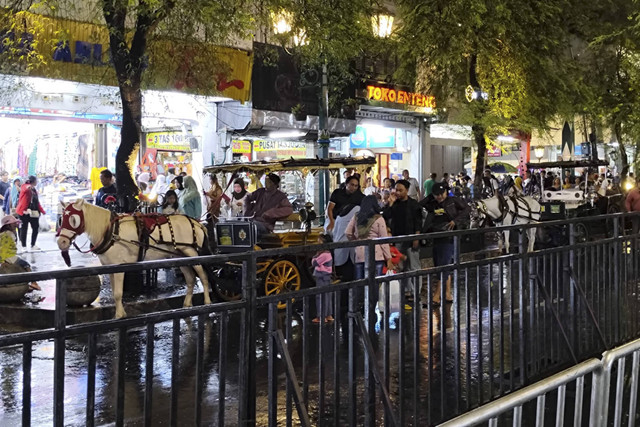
top-left (204, 156), bottom-right (376, 307)
top-left (525, 159), bottom-right (623, 243)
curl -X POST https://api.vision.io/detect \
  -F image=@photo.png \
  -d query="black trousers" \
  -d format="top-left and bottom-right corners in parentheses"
top-left (19, 214), bottom-right (39, 248)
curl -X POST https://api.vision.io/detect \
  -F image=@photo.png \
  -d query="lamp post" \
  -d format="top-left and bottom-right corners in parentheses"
top-left (534, 145), bottom-right (545, 162)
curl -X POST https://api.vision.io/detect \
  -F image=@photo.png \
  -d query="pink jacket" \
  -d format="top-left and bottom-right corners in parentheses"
top-left (626, 189), bottom-right (640, 212)
top-left (345, 216), bottom-right (392, 264)
top-left (312, 251), bottom-right (332, 275)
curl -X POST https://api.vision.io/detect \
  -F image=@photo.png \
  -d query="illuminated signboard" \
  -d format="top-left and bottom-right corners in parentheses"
top-left (252, 140), bottom-right (307, 159)
top-left (349, 125), bottom-right (396, 149)
top-left (146, 132), bottom-right (191, 151)
top-left (366, 85), bottom-right (436, 109)
top-left (231, 140), bottom-right (252, 154)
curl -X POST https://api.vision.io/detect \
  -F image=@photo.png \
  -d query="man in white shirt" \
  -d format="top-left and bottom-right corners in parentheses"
top-left (363, 177), bottom-right (378, 196)
top-left (402, 169), bottom-right (422, 200)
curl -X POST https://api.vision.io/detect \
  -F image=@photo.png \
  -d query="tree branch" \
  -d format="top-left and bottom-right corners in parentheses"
top-left (130, 0), bottom-right (177, 65)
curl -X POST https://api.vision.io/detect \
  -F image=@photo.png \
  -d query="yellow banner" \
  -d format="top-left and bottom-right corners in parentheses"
top-left (146, 132), bottom-right (191, 151)
top-left (7, 11), bottom-right (252, 101)
top-left (252, 140), bottom-right (307, 159)
top-left (232, 140), bottom-right (252, 154)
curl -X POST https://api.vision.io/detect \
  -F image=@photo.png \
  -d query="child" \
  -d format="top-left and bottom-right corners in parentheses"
top-left (161, 190), bottom-right (181, 214)
top-left (0, 215), bottom-right (40, 290)
top-left (311, 234), bottom-right (333, 324)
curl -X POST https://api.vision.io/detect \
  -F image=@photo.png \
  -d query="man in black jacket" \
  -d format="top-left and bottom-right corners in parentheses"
top-left (95, 169), bottom-right (117, 208)
top-left (383, 179), bottom-right (423, 297)
top-left (421, 182), bottom-right (470, 305)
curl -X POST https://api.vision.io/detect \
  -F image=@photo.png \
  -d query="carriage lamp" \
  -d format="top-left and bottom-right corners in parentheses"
top-left (534, 146), bottom-right (545, 161)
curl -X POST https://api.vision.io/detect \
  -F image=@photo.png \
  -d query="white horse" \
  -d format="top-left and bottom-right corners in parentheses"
top-left (476, 194), bottom-right (541, 253)
top-left (56, 199), bottom-right (212, 318)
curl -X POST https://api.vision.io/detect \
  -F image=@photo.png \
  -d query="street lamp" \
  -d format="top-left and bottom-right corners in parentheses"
top-left (372, 14), bottom-right (394, 38)
top-left (272, 11), bottom-right (292, 34)
top-left (534, 145), bottom-right (545, 161)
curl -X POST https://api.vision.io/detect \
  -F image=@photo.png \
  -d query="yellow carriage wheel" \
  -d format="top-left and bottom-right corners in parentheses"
top-left (264, 259), bottom-right (301, 309)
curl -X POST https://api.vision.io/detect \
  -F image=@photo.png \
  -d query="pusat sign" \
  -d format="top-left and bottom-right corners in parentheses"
top-left (366, 85), bottom-right (436, 109)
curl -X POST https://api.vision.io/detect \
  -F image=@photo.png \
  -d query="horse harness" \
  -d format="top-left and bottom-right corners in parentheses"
top-left (478, 194), bottom-right (538, 225)
top-left (76, 213), bottom-right (202, 261)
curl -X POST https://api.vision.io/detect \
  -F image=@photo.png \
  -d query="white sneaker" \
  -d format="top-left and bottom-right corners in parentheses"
top-left (16, 246), bottom-right (25, 254)
top-left (30, 245), bottom-right (41, 252)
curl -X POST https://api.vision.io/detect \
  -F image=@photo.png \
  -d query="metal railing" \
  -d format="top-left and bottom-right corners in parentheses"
top-left (438, 336), bottom-right (640, 427)
top-left (0, 211), bottom-right (639, 425)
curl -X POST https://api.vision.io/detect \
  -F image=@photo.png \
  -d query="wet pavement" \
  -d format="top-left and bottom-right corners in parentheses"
top-left (0, 231), bottom-right (639, 425)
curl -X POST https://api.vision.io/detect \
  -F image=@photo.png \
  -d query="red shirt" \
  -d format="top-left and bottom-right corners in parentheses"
top-left (15, 184), bottom-right (45, 216)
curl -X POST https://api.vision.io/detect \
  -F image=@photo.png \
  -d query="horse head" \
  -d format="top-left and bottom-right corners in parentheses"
top-left (56, 199), bottom-right (87, 252)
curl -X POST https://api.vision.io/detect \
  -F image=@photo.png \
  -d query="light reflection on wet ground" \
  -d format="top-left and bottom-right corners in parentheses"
top-left (0, 234), bottom-right (639, 425)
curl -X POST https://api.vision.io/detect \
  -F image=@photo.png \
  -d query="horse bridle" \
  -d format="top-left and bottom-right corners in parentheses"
top-left (57, 204), bottom-right (86, 241)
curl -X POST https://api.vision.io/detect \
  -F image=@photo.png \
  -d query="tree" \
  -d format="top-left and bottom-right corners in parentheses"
top-left (1, 0), bottom-right (253, 210)
top-left (568, 0), bottom-right (640, 178)
top-left (396, 0), bottom-right (577, 189)
top-left (263, 0), bottom-right (377, 120)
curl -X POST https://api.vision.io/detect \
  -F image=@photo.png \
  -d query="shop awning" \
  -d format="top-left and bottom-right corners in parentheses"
top-left (526, 159), bottom-right (609, 169)
top-left (204, 156), bottom-right (376, 175)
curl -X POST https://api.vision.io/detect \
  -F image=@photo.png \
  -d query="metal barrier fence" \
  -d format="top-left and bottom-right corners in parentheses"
top-left (438, 336), bottom-right (640, 426)
top-left (0, 212), bottom-right (639, 425)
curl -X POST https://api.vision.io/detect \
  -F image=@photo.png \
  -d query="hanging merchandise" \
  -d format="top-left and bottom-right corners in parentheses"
top-left (28, 144), bottom-right (37, 176)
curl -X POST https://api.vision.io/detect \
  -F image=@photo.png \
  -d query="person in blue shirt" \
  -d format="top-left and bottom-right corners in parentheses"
top-left (4, 178), bottom-right (20, 215)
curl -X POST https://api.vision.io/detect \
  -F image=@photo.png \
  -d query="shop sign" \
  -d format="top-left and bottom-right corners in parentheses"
top-left (146, 132), bottom-right (191, 151)
top-left (487, 145), bottom-right (502, 157)
top-left (366, 85), bottom-right (436, 109)
top-left (232, 140), bottom-right (252, 154)
top-left (252, 140), bottom-right (306, 159)
top-left (349, 125), bottom-right (395, 149)
top-left (13, 11), bottom-right (252, 101)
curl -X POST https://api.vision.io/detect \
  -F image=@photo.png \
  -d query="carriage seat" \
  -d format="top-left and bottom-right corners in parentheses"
top-left (257, 233), bottom-right (283, 248)
top-left (282, 212), bottom-right (301, 222)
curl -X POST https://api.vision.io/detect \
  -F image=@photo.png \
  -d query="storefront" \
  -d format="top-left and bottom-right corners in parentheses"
top-left (0, 116), bottom-right (98, 179)
top-left (348, 122), bottom-right (419, 185)
top-left (351, 82), bottom-right (437, 187)
top-left (142, 131), bottom-right (194, 178)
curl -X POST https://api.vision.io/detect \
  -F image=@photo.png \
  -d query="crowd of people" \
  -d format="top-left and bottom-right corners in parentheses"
top-left (323, 169), bottom-right (471, 320)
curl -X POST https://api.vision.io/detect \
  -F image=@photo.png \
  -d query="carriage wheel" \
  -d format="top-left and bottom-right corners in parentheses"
top-left (208, 267), bottom-right (242, 303)
top-left (264, 259), bottom-right (301, 310)
top-left (215, 285), bottom-right (242, 302)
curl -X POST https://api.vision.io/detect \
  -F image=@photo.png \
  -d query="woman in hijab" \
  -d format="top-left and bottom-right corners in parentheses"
top-left (346, 195), bottom-right (394, 282)
top-left (225, 177), bottom-right (248, 217)
top-left (151, 175), bottom-right (169, 200)
top-left (179, 176), bottom-right (202, 219)
top-left (205, 174), bottom-right (223, 220)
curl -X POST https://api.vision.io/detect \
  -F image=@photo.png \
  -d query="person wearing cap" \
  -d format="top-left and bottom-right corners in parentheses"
top-left (0, 214), bottom-right (40, 290)
top-left (244, 173), bottom-right (293, 235)
top-left (326, 175), bottom-right (365, 233)
top-left (421, 181), bottom-right (470, 306)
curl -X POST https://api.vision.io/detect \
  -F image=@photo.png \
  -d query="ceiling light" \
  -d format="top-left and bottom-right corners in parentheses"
top-left (268, 130), bottom-right (306, 138)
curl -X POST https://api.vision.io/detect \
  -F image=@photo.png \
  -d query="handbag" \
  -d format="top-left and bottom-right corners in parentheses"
top-left (378, 270), bottom-right (401, 314)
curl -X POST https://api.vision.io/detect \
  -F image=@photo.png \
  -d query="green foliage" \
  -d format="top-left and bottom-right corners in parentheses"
top-left (396, 0), bottom-right (576, 137)
top-left (566, 0), bottom-right (640, 174)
